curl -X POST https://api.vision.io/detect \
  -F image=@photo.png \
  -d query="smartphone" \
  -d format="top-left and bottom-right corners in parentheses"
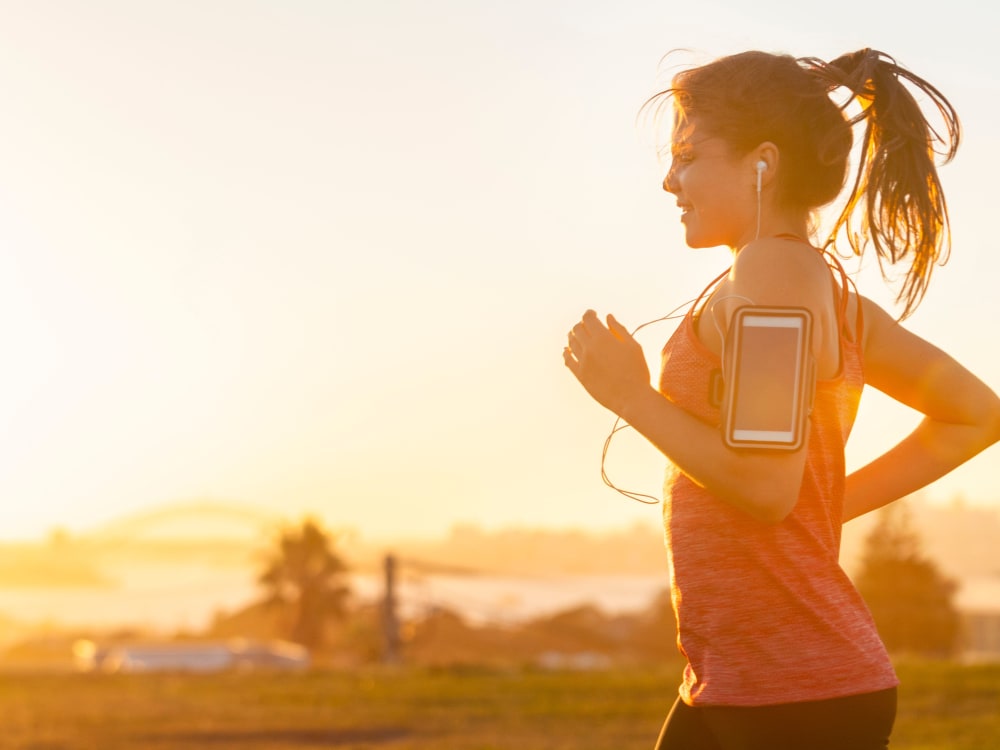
top-left (722, 306), bottom-right (814, 450)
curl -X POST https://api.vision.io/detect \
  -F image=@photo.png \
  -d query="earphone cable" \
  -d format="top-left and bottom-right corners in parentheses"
top-left (600, 298), bottom-right (696, 505)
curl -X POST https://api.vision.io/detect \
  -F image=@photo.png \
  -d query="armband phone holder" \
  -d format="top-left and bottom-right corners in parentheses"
top-left (721, 306), bottom-right (815, 451)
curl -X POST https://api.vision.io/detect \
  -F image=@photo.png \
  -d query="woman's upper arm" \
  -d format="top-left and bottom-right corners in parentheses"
top-left (725, 241), bottom-right (841, 374)
top-left (862, 298), bottom-right (1000, 425)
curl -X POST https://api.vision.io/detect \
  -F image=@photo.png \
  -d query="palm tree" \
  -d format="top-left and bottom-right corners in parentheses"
top-left (257, 517), bottom-right (351, 650)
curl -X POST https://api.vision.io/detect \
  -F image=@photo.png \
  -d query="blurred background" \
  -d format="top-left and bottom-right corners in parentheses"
top-left (0, 0), bottom-right (997, 677)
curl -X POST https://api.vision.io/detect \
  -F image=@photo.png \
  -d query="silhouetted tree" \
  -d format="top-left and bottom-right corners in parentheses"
top-left (257, 517), bottom-right (351, 650)
top-left (853, 502), bottom-right (960, 657)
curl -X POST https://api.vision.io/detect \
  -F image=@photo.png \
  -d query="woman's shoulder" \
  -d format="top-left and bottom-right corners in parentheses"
top-left (731, 238), bottom-right (846, 378)
top-left (730, 237), bottom-right (833, 307)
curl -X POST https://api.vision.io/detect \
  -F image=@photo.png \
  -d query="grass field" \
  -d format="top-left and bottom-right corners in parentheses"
top-left (0, 660), bottom-right (996, 749)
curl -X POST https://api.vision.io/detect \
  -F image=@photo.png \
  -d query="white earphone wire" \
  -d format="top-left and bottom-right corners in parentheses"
top-left (754, 160), bottom-right (766, 240)
top-left (599, 298), bottom-right (697, 505)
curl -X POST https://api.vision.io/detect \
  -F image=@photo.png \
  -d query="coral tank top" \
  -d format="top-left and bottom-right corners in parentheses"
top-left (658, 257), bottom-right (899, 707)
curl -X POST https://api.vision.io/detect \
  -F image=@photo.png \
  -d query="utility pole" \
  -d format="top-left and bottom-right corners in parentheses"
top-left (382, 553), bottom-right (400, 664)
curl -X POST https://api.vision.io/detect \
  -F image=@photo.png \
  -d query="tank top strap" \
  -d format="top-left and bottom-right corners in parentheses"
top-left (688, 266), bottom-right (731, 321)
top-left (819, 247), bottom-right (864, 344)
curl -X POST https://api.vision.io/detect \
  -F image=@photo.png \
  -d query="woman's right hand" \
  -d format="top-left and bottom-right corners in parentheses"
top-left (564, 310), bottom-right (652, 417)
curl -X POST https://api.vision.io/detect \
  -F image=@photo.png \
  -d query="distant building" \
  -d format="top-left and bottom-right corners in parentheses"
top-left (956, 577), bottom-right (1000, 663)
top-left (72, 638), bottom-right (309, 673)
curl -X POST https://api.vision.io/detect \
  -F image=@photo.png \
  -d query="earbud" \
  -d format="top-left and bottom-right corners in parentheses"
top-left (755, 160), bottom-right (767, 193)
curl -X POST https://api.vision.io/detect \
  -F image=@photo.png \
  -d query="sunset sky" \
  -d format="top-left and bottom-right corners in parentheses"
top-left (0, 0), bottom-right (997, 542)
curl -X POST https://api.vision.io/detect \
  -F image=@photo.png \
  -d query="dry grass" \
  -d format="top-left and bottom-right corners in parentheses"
top-left (0, 660), bottom-right (995, 749)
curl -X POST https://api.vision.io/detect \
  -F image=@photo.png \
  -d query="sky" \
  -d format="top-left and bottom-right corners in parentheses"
top-left (0, 0), bottom-right (997, 542)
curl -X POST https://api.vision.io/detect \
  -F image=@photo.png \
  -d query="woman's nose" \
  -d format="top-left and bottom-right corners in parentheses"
top-left (662, 167), bottom-right (677, 194)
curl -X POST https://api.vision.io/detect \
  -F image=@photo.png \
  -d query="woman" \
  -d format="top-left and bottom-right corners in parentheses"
top-left (563, 49), bottom-right (1000, 749)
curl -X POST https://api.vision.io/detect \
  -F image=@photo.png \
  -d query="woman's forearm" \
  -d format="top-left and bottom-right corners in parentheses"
top-left (621, 385), bottom-right (808, 524)
top-left (843, 416), bottom-right (1000, 522)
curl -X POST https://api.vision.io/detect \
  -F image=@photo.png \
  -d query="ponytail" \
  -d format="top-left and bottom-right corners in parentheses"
top-left (804, 49), bottom-right (960, 318)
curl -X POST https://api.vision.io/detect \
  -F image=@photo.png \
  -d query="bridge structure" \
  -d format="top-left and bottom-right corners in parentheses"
top-left (81, 499), bottom-right (289, 546)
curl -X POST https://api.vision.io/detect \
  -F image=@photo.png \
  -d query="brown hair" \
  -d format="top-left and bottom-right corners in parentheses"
top-left (641, 49), bottom-right (960, 318)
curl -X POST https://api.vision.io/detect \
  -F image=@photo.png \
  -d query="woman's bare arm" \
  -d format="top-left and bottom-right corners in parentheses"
top-left (843, 299), bottom-right (1000, 522)
top-left (564, 240), bottom-right (834, 524)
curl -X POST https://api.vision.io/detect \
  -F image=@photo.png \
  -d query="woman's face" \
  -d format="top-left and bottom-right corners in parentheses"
top-left (662, 117), bottom-right (757, 250)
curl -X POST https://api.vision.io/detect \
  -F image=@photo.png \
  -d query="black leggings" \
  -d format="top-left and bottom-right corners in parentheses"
top-left (654, 687), bottom-right (897, 750)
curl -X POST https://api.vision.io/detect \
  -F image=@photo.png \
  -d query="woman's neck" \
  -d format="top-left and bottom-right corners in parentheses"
top-left (731, 218), bottom-right (811, 253)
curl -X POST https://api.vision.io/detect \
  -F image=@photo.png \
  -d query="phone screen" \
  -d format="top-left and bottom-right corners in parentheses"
top-left (725, 309), bottom-right (811, 449)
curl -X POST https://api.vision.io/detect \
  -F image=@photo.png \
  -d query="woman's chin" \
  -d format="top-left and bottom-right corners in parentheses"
top-left (683, 231), bottom-right (717, 250)
top-left (682, 226), bottom-right (732, 251)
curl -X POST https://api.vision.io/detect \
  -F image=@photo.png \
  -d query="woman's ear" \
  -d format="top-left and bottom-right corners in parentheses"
top-left (751, 142), bottom-right (780, 188)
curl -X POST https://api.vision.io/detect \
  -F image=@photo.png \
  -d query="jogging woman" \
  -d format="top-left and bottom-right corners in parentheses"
top-left (564, 49), bottom-right (1000, 749)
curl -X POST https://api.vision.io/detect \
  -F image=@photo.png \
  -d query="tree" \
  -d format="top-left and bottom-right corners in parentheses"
top-left (853, 502), bottom-right (960, 657)
top-left (257, 517), bottom-right (351, 650)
